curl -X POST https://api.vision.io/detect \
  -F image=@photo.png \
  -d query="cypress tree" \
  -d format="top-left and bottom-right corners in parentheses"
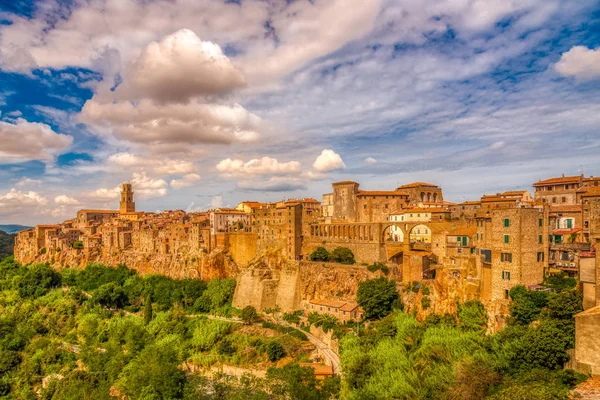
top-left (144, 293), bottom-right (153, 325)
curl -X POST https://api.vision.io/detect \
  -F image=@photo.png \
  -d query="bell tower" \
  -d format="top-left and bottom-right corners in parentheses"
top-left (120, 183), bottom-right (135, 213)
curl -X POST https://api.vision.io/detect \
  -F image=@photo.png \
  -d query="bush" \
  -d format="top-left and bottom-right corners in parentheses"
top-left (457, 300), bottom-right (487, 332)
top-left (92, 282), bottom-right (129, 309)
top-left (241, 305), bottom-right (257, 325)
top-left (331, 247), bottom-right (355, 264)
top-left (267, 341), bottom-right (285, 362)
top-left (72, 241), bottom-right (83, 249)
top-left (421, 297), bottom-right (431, 309)
top-left (310, 247), bottom-right (330, 262)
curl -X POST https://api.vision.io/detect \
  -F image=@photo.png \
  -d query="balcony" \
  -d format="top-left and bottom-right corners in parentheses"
top-left (550, 242), bottom-right (590, 251)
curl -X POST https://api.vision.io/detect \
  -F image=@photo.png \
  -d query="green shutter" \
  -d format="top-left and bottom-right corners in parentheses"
top-left (504, 218), bottom-right (510, 227)
top-left (566, 219), bottom-right (573, 229)
top-left (462, 236), bottom-right (467, 246)
top-left (504, 235), bottom-right (509, 244)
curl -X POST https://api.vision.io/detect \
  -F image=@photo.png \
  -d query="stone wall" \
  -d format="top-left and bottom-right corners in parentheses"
top-left (226, 232), bottom-right (258, 266)
top-left (575, 306), bottom-right (600, 376)
top-left (302, 238), bottom-right (386, 264)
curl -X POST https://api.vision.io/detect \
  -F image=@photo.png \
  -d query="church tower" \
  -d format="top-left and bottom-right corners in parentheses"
top-left (120, 183), bottom-right (135, 213)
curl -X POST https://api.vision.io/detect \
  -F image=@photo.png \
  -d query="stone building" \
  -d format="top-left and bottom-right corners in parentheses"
top-left (303, 299), bottom-right (364, 322)
top-left (120, 183), bottom-right (135, 214)
top-left (396, 182), bottom-right (443, 204)
top-left (475, 206), bottom-right (548, 302)
top-left (209, 208), bottom-right (250, 234)
top-left (450, 200), bottom-right (481, 219)
top-left (533, 174), bottom-right (584, 204)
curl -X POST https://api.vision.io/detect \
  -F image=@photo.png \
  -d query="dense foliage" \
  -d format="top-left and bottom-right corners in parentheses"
top-left (309, 247), bottom-right (330, 262)
top-left (0, 231), bottom-right (15, 260)
top-left (357, 277), bottom-right (400, 319)
top-left (0, 258), bottom-right (337, 399)
top-left (341, 289), bottom-right (585, 400)
top-left (309, 246), bottom-right (355, 264)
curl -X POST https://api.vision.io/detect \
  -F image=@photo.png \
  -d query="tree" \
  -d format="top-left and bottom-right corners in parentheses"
top-left (144, 294), bottom-right (153, 325)
top-left (93, 282), bottom-right (129, 309)
top-left (331, 247), bottom-right (355, 264)
top-left (457, 300), bottom-right (488, 332)
top-left (17, 263), bottom-right (62, 298)
top-left (241, 305), bottom-right (258, 325)
top-left (267, 363), bottom-right (339, 400)
top-left (310, 247), bottom-right (330, 262)
top-left (267, 341), bottom-right (285, 362)
top-left (357, 278), bottom-right (399, 320)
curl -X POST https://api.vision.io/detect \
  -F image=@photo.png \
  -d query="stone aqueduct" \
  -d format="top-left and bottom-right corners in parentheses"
top-left (309, 222), bottom-right (430, 245)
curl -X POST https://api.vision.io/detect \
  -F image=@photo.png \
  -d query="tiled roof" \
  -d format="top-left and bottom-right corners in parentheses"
top-left (582, 187), bottom-right (600, 197)
top-left (357, 190), bottom-right (408, 196)
top-left (533, 175), bottom-right (582, 186)
top-left (447, 226), bottom-right (477, 236)
top-left (549, 204), bottom-right (582, 212)
top-left (459, 200), bottom-right (481, 205)
top-left (397, 182), bottom-right (439, 189)
top-left (309, 299), bottom-right (347, 308)
top-left (552, 228), bottom-right (581, 235)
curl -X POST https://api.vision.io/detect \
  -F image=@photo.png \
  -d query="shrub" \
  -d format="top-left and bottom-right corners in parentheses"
top-left (72, 241), bottom-right (83, 249)
top-left (267, 341), bottom-right (285, 362)
top-left (310, 247), bottom-right (330, 262)
top-left (331, 247), bottom-right (355, 264)
top-left (241, 305), bottom-right (257, 325)
top-left (92, 282), bottom-right (129, 309)
top-left (457, 300), bottom-right (487, 332)
top-left (421, 297), bottom-right (431, 309)
top-left (17, 263), bottom-right (62, 298)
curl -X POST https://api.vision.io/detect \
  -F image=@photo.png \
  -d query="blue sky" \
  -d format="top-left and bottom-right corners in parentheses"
top-left (1, 0), bottom-right (599, 224)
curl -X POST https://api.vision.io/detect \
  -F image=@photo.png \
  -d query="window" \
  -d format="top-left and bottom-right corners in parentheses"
top-left (566, 219), bottom-right (573, 229)
top-left (504, 218), bottom-right (510, 228)
top-left (537, 252), bottom-right (544, 262)
top-left (501, 252), bottom-right (512, 262)
top-left (562, 196), bottom-right (566, 203)
top-left (538, 234), bottom-right (543, 244)
top-left (457, 236), bottom-right (461, 242)
top-left (505, 290), bottom-right (510, 299)
top-left (504, 234), bottom-right (510, 244)
top-left (502, 270), bottom-right (511, 280)
top-left (363, 204), bottom-right (367, 209)
top-left (552, 197), bottom-right (557, 203)
top-left (539, 218), bottom-right (543, 227)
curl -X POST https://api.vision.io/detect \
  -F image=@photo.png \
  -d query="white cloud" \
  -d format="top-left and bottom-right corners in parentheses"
top-left (555, 46), bottom-right (600, 80)
top-left (131, 171), bottom-right (168, 198)
top-left (312, 149), bottom-right (346, 172)
top-left (0, 118), bottom-right (72, 163)
top-left (0, 188), bottom-right (49, 218)
top-left (107, 152), bottom-right (196, 175)
top-left (216, 156), bottom-right (302, 177)
top-left (364, 157), bottom-right (377, 165)
top-left (211, 195), bottom-right (224, 208)
top-left (117, 29), bottom-right (245, 103)
top-left (16, 178), bottom-right (42, 187)
top-left (170, 173), bottom-right (201, 189)
top-left (80, 99), bottom-right (262, 148)
top-left (85, 185), bottom-right (121, 201)
top-left (489, 141), bottom-right (505, 150)
top-left (54, 194), bottom-right (80, 206)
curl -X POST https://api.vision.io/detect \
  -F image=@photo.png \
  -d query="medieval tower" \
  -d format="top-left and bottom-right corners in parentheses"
top-left (120, 183), bottom-right (135, 213)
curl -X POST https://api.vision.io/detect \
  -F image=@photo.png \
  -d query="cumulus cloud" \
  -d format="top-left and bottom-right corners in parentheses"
top-left (107, 152), bottom-right (197, 175)
top-left (364, 157), bottom-right (377, 165)
top-left (312, 149), bottom-right (346, 172)
top-left (80, 99), bottom-right (261, 148)
top-left (216, 156), bottom-right (302, 177)
top-left (118, 29), bottom-right (245, 103)
top-left (54, 194), bottom-right (80, 205)
top-left (170, 173), bottom-right (201, 188)
top-left (211, 196), bottom-right (224, 208)
top-left (0, 118), bottom-right (72, 163)
top-left (237, 179), bottom-right (307, 192)
top-left (555, 46), bottom-right (600, 80)
top-left (86, 185), bottom-right (121, 201)
top-left (0, 188), bottom-right (49, 218)
top-left (131, 171), bottom-right (168, 198)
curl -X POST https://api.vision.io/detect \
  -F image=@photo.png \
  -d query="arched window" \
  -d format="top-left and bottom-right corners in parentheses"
top-left (433, 193), bottom-right (438, 202)
top-left (427, 193), bottom-right (431, 202)
top-left (421, 192), bottom-right (425, 201)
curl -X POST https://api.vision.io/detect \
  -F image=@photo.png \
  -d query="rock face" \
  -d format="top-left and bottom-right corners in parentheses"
top-left (17, 246), bottom-right (239, 280)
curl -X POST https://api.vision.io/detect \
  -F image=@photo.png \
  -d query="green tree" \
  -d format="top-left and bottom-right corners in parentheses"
top-left (331, 247), bottom-right (355, 264)
top-left (144, 294), bottom-right (153, 325)
top-left (457, 300), bottom-right (488, 332)
top-left (93, 282), bottom-right (129, 309)
top-left (310, 247), bottom-right (330, 262)
top-left (357, 277), bottom-right (399, 319)
top-left (267, 363), bottom-right (339, 400)
top-left (267, 341), bottom-right (285, 362)
top-left (17, 263), bottom-right (62, 298)
top-left (241, 305), bottom-right (258, 325)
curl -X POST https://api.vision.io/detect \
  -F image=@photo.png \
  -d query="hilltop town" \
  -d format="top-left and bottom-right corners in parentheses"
top-left (14, 175), bottom-right (600, 323)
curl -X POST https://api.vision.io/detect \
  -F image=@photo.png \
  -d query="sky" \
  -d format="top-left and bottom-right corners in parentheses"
top-left (0, 0), bottom-right (600, 225)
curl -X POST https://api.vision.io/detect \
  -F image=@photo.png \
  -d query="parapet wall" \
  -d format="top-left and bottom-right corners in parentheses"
top-left (302, 239), bottom-right (387, 264)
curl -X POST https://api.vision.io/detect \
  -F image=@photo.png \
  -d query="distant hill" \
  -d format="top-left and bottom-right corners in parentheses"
top-left (0, 230), bottom-right (15, 260)
top-left (0, 224), bottom-right (32, 234)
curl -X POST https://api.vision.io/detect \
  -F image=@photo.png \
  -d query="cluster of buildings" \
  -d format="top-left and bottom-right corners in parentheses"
top-left (14, 174), bottom-right (600, 309)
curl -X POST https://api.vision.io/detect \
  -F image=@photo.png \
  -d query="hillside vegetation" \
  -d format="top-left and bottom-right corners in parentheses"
top-left (0, 231), bottom-right (15, 260)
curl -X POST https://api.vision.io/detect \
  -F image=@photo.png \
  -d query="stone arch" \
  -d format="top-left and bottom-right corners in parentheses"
top-left (427, 192), bottom-right (431, 202)
top-left (409, 224), bottom-right (431, 243)
top-left (381, 223), bottom-right (408, 243)
top-left (420, 192), bottom-right (425, 202)
top-left (433, 193), bottom-right (438, 202)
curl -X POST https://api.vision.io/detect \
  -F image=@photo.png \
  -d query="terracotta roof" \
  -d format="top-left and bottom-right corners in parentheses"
top-left (459, 200), bottom-right (481, 206)
top-left (356, 190), bottom-right (408, 196)
top-left (533, 175), bottom-right (582, 186)
top-left (502, 190), bottom-right (528, 196)
top-left (299, 363), bottom-right (334, 376)
top-left (552, 228), bottom-right (581, 235)
top-left (397, 182), bottom-right (439, 189)
top-left (422, 201), bottom-right (456, 206)
top-left (447, 226), bottom-right (477, 236)
top-left (481, 196), bottom-right (517, 202)
top-left (394, 207), bottom-right (449, 214)
top-left (309, 299), bottom-right (347, 308)
top-left (339, 302), bottom-right (360, 312)
top-left (301, 198), bottom-right (320, 203)
top-left (549, 204), bottom-right (582, 212)
top-left (582, 187), bottom-right (600, 197)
